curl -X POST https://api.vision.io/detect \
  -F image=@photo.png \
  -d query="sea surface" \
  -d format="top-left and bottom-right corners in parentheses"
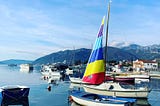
top-left (0, 64), bottom-right (160, 106)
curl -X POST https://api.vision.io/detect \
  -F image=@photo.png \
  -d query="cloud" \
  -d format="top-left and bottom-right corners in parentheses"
top-left (108, 1), bottom-right (160, 46)
top-left (0, 0), bottom-right (160, 60)
top-left (109, 41), bottom-right (131, 48)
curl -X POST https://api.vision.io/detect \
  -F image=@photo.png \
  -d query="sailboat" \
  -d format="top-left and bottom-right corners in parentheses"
top-left (82, 1), bottom-right (151, 98)
top-left (69, 17), bottom-right (134, 84)
top-left (69, 11), bottom-right (136, 106)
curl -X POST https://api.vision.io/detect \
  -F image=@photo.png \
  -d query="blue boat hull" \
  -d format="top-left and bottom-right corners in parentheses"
top-left (1, 87), bottom-right (30, 99)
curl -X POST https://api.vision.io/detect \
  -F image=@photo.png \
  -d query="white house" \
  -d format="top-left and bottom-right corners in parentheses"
top-left (133, 59), bottom-right (158, 71)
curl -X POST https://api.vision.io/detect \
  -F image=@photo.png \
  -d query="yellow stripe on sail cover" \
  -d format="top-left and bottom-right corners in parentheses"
top-left (83, 60), bottom-right (105, 77)
top-left (101, 16), bottom-right (105, 25)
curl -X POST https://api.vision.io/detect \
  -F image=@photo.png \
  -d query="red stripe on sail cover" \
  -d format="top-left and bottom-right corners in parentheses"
top-left (82, 72), bottom-right (105, 85)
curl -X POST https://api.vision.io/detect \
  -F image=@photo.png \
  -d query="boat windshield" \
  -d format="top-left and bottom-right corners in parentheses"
top-left (120, 83), bottom-right (135, 89)
top-left (119, 82), bottom-right (149, 89)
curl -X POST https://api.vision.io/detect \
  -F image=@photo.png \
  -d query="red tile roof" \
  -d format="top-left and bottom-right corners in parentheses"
top-left (139, 60), bottom-right (157, 63)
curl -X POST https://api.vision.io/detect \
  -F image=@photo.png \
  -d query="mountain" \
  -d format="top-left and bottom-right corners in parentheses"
top-left (106, 47), bottom-right (138, 61)
top-left (0, 59), bottom-right (33, 65)
top-left (33, 47), bottom-right (138, 65)
top-left (2, 43), bottom-right (160, 65)
top-left (33, 48), bottom-right (91, 65)
top-left (121, 44), bottom-right (141, 50)
top-left (121, 44), bottom-right (160, 60)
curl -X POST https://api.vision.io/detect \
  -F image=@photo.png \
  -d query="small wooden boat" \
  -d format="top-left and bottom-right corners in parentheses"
top-left (70, 76), bottom-right (135, 85)
top-left (69, 90), bottom-right (136, 106)
top-left (105, 75), bottom-right (135, 84)
top-left (107, 73), bottom-right (150, 84)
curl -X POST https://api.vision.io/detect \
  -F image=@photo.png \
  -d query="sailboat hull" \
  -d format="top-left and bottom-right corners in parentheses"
top-left (83, 82), bottom-right (150, 98)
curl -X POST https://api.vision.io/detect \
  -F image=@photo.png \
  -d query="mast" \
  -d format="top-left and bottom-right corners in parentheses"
top-left (104, 1), bottom-right (111, 76)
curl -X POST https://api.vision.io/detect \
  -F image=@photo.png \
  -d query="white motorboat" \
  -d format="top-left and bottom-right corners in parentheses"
top-left (20, 64), bottom-right (33, 73)
top-left (41, 64), bottom-right (61, 80)
top-left (66, 68), bottom-right (74, 75)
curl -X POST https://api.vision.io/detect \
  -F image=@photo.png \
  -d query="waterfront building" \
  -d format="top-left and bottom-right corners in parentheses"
top-left (133, 59), bottom-right (158, 71)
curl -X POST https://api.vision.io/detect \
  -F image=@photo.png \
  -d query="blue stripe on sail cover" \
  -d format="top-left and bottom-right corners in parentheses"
top-left (92, 36), bottom-right (103, 51)
top-left (88, 47), bottom-right (103, 63)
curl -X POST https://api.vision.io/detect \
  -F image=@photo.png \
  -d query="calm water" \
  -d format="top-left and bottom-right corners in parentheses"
top-left (0, 65), bottom-right (160, 106)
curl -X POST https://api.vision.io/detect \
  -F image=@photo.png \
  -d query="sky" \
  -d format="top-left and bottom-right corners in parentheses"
top-left (0, 0), bottom-right (160, 61)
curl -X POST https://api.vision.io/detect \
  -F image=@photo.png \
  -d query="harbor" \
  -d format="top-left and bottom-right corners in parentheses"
top-left (0, 64), bottom-right (160, 106)
top-left (0, 0), bottom-right (160, 106)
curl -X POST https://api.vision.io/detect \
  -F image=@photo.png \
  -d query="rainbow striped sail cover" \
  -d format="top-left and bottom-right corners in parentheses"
top-left (82, 16), bottom-right (105, 85)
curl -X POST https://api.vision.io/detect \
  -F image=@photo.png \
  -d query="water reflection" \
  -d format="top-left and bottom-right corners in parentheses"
top-left (1, 97), bottom-right (29, 106)
top-left (20, 69), bottom-right (33, 73)
top-left (136, 99), bottom-right (151, 106)
top-left (0, 65), bottom-right (43, 86)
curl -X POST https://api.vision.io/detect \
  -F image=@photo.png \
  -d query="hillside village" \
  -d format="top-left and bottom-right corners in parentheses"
top-left (108, 59), bottom-right (160, 72)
